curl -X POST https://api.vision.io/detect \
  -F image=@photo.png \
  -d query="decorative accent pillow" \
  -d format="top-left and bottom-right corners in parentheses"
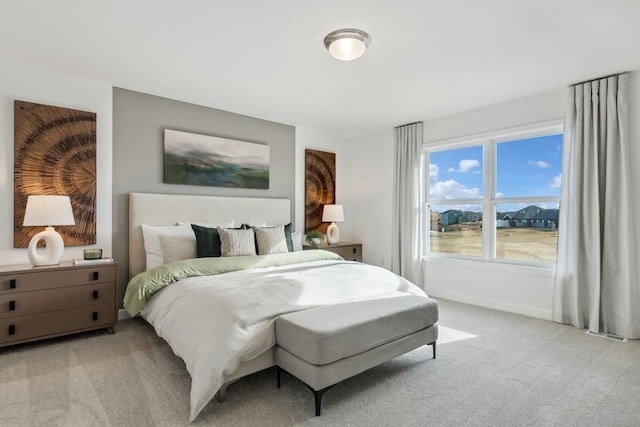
top-left (245, 222), bottom-right (295, 252)
top-left (141, 224), bottom-right (195, 270)
top-left (218, 227), bottom-right (257, 257)
top-left (191, 224), bottom-right (223, 257)
top-left (252, 225), bottom-right (289, 255)
top-left (159, 234), bottom-right (197, 264)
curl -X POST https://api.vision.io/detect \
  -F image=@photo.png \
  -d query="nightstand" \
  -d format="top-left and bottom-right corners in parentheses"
top-left (304, 242), bottom-right (362, 262)
top-left (0, 261), bottom-right (117, 347)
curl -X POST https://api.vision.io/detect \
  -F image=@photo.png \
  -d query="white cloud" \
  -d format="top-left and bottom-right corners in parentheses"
top-left (551, 174), bottom-right (562, 188)
top-left (496, 192), bottom-right (505, 198)
top-left (429, 179), bottom-right (481, 200)
top-left (458, 159), bottom-right (480, 173)
top-left (429, 163), bottom-right (439, 178)
top-left (447, 167), bottom-right (455, 173)
top-left (528, 160), bottom-right (551, 169)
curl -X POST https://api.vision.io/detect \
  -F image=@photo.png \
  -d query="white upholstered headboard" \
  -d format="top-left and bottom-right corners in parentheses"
top-left (129, 192), bottom-right (291, 278)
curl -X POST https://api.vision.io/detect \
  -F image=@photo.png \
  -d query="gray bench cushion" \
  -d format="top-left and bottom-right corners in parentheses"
top-left (275, 295), bottom-right (438, 365)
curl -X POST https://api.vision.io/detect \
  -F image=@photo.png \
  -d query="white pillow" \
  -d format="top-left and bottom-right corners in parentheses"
top-left (253, 225), bottom-right (289, 255)
top-left (159, 234), bottom-right (197, 264)
top-left (291, 231), bottom-right (303, 251)
top-left (141, 224), bottom-right (195, 270)
top-left (218, 227), bottom-right (257, 257)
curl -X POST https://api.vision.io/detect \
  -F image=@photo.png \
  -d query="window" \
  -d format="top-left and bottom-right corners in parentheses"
top-left (425, 123), bottom-right (562, 267)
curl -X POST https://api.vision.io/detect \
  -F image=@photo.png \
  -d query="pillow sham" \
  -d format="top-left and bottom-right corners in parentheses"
top-left (291, 231), bottom-right (303, 251)
top-left (141, 224), bottom-right (195, 270)
top-left (218, 227), bottom-right (257, 257)
top-left (252, 225), bottom-right (289, 255)
top-left (159, 234), bottom-right (197, 264)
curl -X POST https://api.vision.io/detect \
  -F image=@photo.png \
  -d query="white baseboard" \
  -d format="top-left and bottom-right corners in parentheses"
top-left (118, 309), bottom-right (131, 320)
top-left (426, 288), bottom-right (552, 321)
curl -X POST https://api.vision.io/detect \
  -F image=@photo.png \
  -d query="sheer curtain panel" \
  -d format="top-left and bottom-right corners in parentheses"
top-left (553, 73), bottom-right (640, 339)
top-left (391, 122), bottom-right (424, 287)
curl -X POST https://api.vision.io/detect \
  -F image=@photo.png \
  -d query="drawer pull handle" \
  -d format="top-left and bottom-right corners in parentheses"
top-left (9, 301), bottom-right (15, 311)
top-left (352, 248), bottom-right (357, 254)
top-left (93, 290), bottom-right (99, 299)
top-left (9, 279), bottom-right (16, 289)
top-left (92, 311), bottom-right (98, 321)
top-left (8, 325), bottom-right (15, 335)
top-left (92, 271), bottom-right (99, 281)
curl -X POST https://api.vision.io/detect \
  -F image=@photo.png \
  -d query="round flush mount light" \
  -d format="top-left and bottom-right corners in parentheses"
top-left (324, 28), bottom-right (371, 61)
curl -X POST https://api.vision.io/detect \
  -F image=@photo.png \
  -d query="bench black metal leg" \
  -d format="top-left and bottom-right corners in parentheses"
top-left (276, 366), bottom-right (282, 388)
top-left (307, 384), bottom-right (333, 416)
top-left (217, 384), bottom-right (227, 403)
top-left (428, 341), bottom-right (436, 359)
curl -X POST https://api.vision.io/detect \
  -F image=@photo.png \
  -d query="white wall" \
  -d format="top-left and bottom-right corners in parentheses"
top-left (343, 129), bottom-right (395, 270)
top-left (0, 61), bottom-right (112, 266)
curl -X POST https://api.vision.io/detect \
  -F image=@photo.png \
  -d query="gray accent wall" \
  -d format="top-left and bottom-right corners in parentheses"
top-left (112, 88), bottom-right (295, 305)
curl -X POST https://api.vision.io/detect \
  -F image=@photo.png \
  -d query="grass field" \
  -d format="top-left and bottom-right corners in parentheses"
top-left (430, 227), bottom-right (558, 263)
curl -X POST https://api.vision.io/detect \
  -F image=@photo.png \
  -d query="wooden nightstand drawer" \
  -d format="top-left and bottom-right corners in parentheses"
top-left (327, 245), bottom-right (362, 262)
top-left (0, 303), bottom-right (115, 345)
top-left (0, 265), bottom-right (115, 294)
top-left (0, 281), bottom-right (115, 319)
top-left (305, 242), bottom-right (363, 262)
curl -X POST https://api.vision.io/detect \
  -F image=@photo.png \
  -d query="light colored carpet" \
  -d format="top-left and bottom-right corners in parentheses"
top-left (1, 298), bottom-right (639, 426)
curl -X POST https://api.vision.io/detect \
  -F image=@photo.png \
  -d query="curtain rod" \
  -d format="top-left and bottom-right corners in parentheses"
top-left (571, 71), bottom-right (628, 87)
top-left (395, 121), bottom-right (423, 129)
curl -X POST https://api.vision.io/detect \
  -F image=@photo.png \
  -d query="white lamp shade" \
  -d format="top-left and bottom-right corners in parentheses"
top-left (23, 195), bottom-right (75, 266)
top-left (322, 204), bottom-right (345, 222)
top-left (23, 195), bottom-right (75, 226)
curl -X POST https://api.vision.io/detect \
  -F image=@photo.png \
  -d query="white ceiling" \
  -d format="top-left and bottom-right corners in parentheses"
top-left (2, 0), bottom-right (640, 138)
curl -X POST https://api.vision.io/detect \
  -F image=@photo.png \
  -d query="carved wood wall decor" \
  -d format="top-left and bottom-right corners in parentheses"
top-left (304, 149), bottom-right (335, 233)
top-left (14, 100), bottom-right (97, 248)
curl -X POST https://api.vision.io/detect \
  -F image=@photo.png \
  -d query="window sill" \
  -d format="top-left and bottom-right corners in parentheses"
top-left (422, 255), bottom-right (555, 277)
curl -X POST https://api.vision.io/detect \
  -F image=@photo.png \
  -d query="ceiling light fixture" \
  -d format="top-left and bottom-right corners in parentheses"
top-left (324, 28), bottom-right (371, 61)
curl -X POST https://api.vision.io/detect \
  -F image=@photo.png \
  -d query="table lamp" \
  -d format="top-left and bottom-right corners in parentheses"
top-left (322, 204), bottom-right (344, 245)
top-left (22, 195), bottom-right (75, 266)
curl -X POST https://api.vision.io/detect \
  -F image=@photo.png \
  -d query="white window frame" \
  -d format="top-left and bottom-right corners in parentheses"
top-left (423, 119), bottom-right (563, 268)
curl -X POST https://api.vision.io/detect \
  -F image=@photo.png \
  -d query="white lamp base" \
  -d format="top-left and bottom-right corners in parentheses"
top-left (326, 222), bottom-right (340, 244)
top-left (27, 226), bottom-right (65, 266)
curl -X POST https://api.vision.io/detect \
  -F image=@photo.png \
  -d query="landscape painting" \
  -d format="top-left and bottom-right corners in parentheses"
top-left (164, 129), bottom-right (269, 189)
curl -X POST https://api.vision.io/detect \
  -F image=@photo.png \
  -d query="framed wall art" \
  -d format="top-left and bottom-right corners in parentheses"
top-left (304, 148), bottom-right (336, 233)
top-left (164, 129), bottom-right (269, 189)
top-left (14, 100), bottom-right (97, 248)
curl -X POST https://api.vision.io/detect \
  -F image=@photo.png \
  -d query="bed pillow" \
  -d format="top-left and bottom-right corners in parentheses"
top-left (192, 224), bottom-right (247, 257)
top-left (141, 224), bottom-right (195, 270)
top-left (245, 222), bottom-right (295, 252)
top-left (291, 231), bottom-right (303, 251)
top-left (159, 234), bottom-right (197, 264)
top-left (252, 225), bottom-right (289, 255)
top-left (191, 224), bottom-right (223, 257)
top-left (218, 227), bottom-right (257, 257)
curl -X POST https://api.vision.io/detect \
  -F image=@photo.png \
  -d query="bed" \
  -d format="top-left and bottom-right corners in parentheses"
top-left (124, 192), bottom-right (431, 421)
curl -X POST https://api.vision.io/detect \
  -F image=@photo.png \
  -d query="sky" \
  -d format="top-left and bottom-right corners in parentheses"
top-left (428, 133), bottom-right (563, 212)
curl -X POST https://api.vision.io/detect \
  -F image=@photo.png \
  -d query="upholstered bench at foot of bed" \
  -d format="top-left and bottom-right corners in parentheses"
top-left (274, 295), bottom-right (439, 416)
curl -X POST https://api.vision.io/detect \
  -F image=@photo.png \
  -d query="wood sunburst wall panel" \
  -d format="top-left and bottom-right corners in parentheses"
top-left (304, 149), bottom-right (335, 233)
top-left (14, 100), bottom-right (97, 248)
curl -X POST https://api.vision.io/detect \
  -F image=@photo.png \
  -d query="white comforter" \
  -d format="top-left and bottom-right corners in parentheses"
top-left (142, 259), bottom-right (426, 421)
